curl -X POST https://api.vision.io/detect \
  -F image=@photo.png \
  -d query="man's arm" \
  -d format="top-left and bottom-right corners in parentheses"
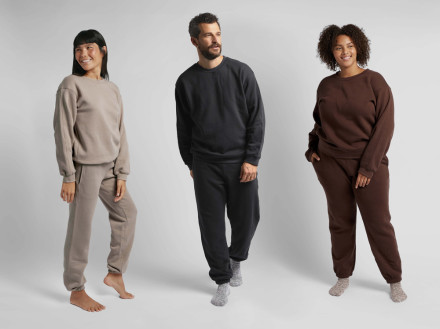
top-left (175, 80), bottom-right (194, 170)
top-left (243, 67), bottom-right (265, 167)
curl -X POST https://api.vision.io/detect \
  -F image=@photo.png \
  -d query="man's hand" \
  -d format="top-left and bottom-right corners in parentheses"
top-left (240, 162), bottom-right (258, 183)
top-left (114, 180), bottom-right (126, 202)
top-left (60, 182), bottom-right (75, 203)
top-left (355, 173), bottom-right (371, 189)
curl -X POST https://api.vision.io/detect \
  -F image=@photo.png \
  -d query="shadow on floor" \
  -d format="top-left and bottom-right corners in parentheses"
top-left (131, 266), bottom-right (213, 295)
top-left (353, 278), bottom-right (389, 294)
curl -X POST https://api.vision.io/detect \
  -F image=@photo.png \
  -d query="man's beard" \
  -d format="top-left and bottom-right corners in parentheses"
top-left (200, 43), bottom-right (222, 60)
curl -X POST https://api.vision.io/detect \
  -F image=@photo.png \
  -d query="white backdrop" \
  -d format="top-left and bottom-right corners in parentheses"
top-left (1, 0), bottom-right (439, 328)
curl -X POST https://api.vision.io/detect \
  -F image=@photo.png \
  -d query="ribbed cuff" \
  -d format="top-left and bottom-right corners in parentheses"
top-left (244, 157), bottom-right (260, 166)
top-left (305, 149), bottom-right (316, 162)
top-left (358, 168), bottom-right (374, 179)
top-left (63, 174), bottom-right (76, 183)
top-left (117, 174), bottom-right (128, 181)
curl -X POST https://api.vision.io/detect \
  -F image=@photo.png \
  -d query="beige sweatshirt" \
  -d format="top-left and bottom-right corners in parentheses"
top-left (54, 75), bottom-right (130, 182)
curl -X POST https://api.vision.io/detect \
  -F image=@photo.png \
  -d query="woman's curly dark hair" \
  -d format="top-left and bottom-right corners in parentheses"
top-left (317, 24), bottom-right (370, 71)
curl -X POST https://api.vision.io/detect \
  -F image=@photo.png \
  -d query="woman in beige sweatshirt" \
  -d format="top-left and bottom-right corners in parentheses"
top-left (53, 29), bottom-right (137, 312)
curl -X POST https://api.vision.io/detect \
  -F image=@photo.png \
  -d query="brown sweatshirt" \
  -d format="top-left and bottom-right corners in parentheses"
top-left (54, 75), bottom-right (129, 182)
top-left (305, 69), bottom-right (394, 178)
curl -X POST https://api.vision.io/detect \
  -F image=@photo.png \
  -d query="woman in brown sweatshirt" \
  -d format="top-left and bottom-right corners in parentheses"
top-left (53, 30), bottom-right (137, 312)
top-left (305, 24), bottom-right (407, 302)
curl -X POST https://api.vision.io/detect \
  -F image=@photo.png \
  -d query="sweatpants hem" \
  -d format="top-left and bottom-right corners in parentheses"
top-left (386, 278), bottom-right (402, 284)
top-left (230, 256), bottom-right (245, 262)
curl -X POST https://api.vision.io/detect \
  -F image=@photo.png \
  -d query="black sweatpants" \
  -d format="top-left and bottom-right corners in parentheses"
top-left (192, 158), bottom-right (260, 284)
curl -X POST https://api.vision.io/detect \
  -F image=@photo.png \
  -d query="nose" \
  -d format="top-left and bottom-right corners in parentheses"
top-left (79, 48), bottom-right (87, 58)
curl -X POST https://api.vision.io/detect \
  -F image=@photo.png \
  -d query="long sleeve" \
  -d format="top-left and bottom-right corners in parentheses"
top-left (358, 86), bottom-right (394, 178)
top-left (243, 70), bottom-right (265, 166)
top-left (305, 94), bottom-right (321, 162)
top-left (114, 92), bottom-right (130, 180)
top-left (175, 80), bottom-right (194, 170)
top-left (53, 88), bottom-right (77, 182)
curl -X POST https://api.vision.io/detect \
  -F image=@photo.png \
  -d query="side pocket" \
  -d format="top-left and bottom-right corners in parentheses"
top-left (72, 139), bottom-right (78, 158)
top-left (75, 164), bottom-right (83, 184)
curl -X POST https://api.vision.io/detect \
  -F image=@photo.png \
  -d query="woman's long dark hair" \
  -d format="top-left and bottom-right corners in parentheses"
top-left (72, 29), bottom-right (109, 80)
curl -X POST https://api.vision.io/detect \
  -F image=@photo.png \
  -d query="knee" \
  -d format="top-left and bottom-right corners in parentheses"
top-left (130, 203), bottom-right (138, 221)
top-left (125, 200), bottom-right (137, 223)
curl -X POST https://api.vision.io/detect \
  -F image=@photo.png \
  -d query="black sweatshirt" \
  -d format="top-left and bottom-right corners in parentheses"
top-left (175, 57), bottom-right (265, 170)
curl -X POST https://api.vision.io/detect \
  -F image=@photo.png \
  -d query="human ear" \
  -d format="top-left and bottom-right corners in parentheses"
top-left (190, 37), bottom-right (199, 48)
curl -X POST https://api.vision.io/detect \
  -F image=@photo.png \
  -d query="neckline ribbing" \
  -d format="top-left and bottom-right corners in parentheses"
top-left (195, 56), bottom-right (228, 72)
top-left (333, 68), bottom-right (369, 80)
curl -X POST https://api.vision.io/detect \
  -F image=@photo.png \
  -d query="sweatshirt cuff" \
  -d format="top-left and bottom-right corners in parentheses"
top-left (244, 156), bottom-right (260, 166)
top-left (358, 168), bottom-right (374, 179)
top-left (305, 149), bottom-right (316, 162)
top-left (63, 174), bottom-right (76, 183)
top-left (117, 174), bottom-right (128, 181)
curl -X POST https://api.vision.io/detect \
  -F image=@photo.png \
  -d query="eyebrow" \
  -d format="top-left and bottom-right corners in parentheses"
top-left (334, 42), bottom-right (354, 47)
top-left (75, 43), bottom-right (93, 48)
top-left (202, 31), bottom-right (221, 35)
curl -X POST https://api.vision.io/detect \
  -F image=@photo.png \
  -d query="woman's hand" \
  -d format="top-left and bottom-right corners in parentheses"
top-left (311, 153), bottom-right (321, 163)
top-left (355, 173), bottom-right (371, 189)
top-left (60, 182), bottom-right (75, 203)
top-left (114, 179), bottom-right (126, 202)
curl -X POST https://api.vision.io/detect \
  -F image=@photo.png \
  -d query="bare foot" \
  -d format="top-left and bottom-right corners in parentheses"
top-left (70, 290), bottom-right (105, 312)
top-left (104, 273), bottom-right (134, 299)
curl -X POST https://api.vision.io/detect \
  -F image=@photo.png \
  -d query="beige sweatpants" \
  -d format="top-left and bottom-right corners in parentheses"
top-left (63, 162), bottom-right (137, 291)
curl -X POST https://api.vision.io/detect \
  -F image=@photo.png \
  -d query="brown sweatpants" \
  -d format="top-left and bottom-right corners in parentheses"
top-left (312, 152), bottom-right (402, 283)
top-left (63, 162), bottom-right (137, 291)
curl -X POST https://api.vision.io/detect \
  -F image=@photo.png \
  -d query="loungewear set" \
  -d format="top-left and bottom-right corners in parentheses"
top-left (306, 69), bottom-right (402, 283)
top-left (176, 57), bottom-right (265, 284)
top-left (54, 75), bottom-right (137, 291)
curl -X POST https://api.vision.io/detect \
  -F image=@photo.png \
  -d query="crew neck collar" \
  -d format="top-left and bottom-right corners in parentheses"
top-left (78, 74), bottom-right (107, 82)
top-left (334, 68), bottom-right (369, 80)
top-left (196, 56), bottom-right (227, 72)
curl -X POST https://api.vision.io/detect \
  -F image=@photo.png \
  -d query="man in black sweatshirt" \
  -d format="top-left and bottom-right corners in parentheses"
top-left (175, 13), bottom-right (265, 307)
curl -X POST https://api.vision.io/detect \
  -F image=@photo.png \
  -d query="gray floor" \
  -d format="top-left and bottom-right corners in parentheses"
top-left (1, 253), bottom-right (438, 329)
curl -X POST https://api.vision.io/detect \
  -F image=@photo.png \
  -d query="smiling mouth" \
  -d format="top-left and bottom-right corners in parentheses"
top-left (341, 56), bottom-right (351, 60)
top-left (80, 59), bottom-right (91, 63)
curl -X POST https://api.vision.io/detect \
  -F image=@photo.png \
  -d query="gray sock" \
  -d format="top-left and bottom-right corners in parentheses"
top-left (329, 278), bottom-right (349, 296)
top-left (211, 283), bottom-right (230, 307)
top-left (390, 282), bottom-right (407, 303)
top-left (229, 259), bottom-right (243, 287)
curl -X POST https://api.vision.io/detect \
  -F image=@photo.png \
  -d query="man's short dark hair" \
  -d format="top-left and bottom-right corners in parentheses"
top-left (188, 13), bottom-right (220, 38)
